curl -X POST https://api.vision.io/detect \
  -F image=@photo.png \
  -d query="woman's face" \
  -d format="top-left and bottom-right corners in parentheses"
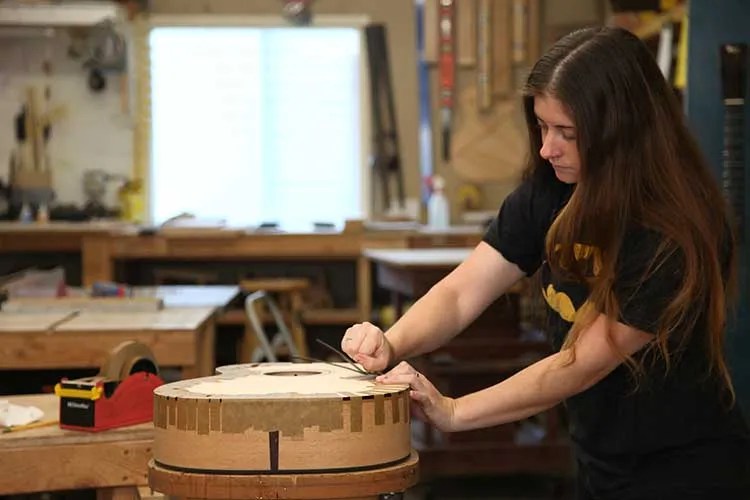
top-left (534, 94), bottom-right (581, 184)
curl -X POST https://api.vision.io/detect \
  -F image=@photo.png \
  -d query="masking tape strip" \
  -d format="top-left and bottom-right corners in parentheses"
top-left (350, 397), bottom-right (363, 432)
top-left (391, 392), bottom-right (400, 423)
top-left (403, 392), bottom-right (410, 423)
top-left (374, 394), bottom-right (385, 425)
top-left (209, 399), bottom-right (221, 432)
top-left (220, 399), bottom-right (345, 437)
top-left (196, 399), bottom-right (209, 435)
top-left (176, 399), bottom-right (188, 430)
top-left (167, 397), bottom-right (176, 427)
top-left (185, 399), bottom-right (196, 431)
top-left (154, 396), bottom-right (167, 428)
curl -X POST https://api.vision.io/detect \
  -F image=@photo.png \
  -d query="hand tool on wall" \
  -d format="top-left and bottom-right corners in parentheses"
top-left (477, 0), bottom-right (493, 111)
top-left (456, 0), bottom-right (477, 66)
top-left (438, 0), bottom-right (456, 161)
top-left (416, 0), bottom-right (435, 204)
top-left (55, 340), bottom-right (164, 432)
top-left (511, 0), bottom-right (528, 91)
top-left (719, 43), bottom-right (747, 244)
top-left (365, 24), bottom-right (405, 211)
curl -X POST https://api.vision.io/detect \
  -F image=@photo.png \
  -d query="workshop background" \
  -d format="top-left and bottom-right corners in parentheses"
top-left (0, 1), bottom-right (747, 499)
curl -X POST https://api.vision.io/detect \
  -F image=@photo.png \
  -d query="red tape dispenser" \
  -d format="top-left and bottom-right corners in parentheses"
top-left (55, 341), bottom-right (164, 432)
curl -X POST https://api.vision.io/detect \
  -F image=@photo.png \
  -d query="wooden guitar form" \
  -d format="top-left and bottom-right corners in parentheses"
top-left (151, 362), bottom-right (411, 473)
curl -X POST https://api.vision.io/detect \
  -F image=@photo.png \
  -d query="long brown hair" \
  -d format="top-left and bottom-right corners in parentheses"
top-left (523, 27), bottom-right (737, 398)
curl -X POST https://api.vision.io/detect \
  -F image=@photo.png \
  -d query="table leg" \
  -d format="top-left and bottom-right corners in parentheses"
top-left (96, 485), bottom-right (141, 500)
top-left (289, 289), bottom-right (309, 357)
top-left (183, 317), bottom-right (216, 379)
top-left (358, 256), bottom-right (372, 323)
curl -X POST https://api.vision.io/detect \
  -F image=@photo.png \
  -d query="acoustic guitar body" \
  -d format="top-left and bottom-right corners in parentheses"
top-left (152, 362), bottom-right (412, 473)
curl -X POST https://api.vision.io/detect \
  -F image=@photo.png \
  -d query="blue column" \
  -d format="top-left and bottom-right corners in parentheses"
top-left (686, 0), bottom-right (750, 418)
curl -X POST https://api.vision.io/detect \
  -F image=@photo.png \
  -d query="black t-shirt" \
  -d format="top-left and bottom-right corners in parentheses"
top-left (483, 176), bottom-right (750, 499)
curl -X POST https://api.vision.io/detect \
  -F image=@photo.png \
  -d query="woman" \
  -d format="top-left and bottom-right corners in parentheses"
top-left (342, 27), bottom-right (750, 499)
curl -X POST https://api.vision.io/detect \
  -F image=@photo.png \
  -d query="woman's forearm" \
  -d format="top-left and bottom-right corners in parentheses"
top-left (383, 244), bottom-right (526, 363)
top-left (452, 349), bottom-right (608, 431)
top-left (384, 283), bottom-right (467, 361)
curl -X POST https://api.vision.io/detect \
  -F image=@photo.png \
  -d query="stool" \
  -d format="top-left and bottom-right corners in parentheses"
top-left (244, 290), bottom-right (299, 362)
top-left (239, 278), bottom-right (310, 361)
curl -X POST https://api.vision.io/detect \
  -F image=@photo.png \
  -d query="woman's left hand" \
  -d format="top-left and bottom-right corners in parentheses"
top-left (376, 361), bottom-right (458, 432)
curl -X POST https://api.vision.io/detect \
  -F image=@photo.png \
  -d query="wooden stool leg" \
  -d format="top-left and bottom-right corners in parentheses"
top-left (240, 322), bottom-right (259, 363)
top-left (96, 486), bottom-right (141, 500)
top-left (289, 290), bottom-right (308, 357)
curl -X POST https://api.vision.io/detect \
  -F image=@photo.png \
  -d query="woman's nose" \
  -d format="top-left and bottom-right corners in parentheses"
top-left (540, 136), bottom-right (556, 160)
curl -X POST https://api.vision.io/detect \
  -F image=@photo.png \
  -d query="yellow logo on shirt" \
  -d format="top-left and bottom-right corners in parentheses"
top-left (544, 243), bottom-right (600, 322)
top-left (542, 284), bottom-right (577, 322)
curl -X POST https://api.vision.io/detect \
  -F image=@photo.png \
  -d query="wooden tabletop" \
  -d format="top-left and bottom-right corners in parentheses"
top-left (0, 394), bottom-right (153, 447)
top-left (131, 285), bottom-right (240, 309)
top-left (0, 394), bottom-right (154, 495)
top-left (363, 248), bottom-right (473, 268)
top-left (0, 311), bottom-right (74, 333)
top-left (54, 307), bottom-right (215, 332)
top-left (0, 221), bottom-right (130, 234)
top-left (0, 308), bottom-right (215, 372)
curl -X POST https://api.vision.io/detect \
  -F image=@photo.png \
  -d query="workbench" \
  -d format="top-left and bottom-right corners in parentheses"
top-left (0, 222), bottom-right (482, 327)
top-left (363, 247), bottom-right (474, 317)
top-left (0, 307), bottom-right (216, 378)
top-left (131, 284), bottom-right (240, 309)
top-left (0, 393), bottom-right (153, 497)
top-left (363, 247), bottom-right (573, 479)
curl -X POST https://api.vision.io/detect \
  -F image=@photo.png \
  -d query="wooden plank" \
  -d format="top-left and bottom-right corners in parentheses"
top-left (0, 395), bottom-right (152, 448)
top-left (108, 233), bottom-right (366, 259)
top-left (2, 297), bottom-right (164, 313)
top-left (55, 307), bottom-right (214, 332)
top-left (457, 0), bottom-right (478, 66)
top-left (0, 311), bottom-right (73, 333)
top-left (0, 329), bottom-right (195, 370)
top-left (0, 394), bottom-right (153, 495)
top-left (0, 308), bottom-right (211, 372)
top-left (0, 438), bottom-right (152, 495)
top-left (0, 221), bottom-right (126, 233)
top-left (131, 285), bottom-right (240, 309)
top-left (239, 278), bottom-right (309, 293)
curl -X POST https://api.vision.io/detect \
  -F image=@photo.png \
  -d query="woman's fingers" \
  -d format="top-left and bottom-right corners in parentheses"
top-left (340, 322), bottom-right (390, 372)
top-left (376, 362), bottom-right (455, 432)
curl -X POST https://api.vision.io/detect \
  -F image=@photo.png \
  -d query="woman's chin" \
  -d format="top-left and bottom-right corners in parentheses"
top-left (553, 168), bottom-right (579, 184)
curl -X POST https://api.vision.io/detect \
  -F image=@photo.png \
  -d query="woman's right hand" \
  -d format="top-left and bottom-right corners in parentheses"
top-left (341, 322), bottom-right (394, 373)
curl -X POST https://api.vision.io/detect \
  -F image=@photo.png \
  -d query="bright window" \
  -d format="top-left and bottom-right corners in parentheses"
top-left (149, 25), bottom-right (366, 231)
